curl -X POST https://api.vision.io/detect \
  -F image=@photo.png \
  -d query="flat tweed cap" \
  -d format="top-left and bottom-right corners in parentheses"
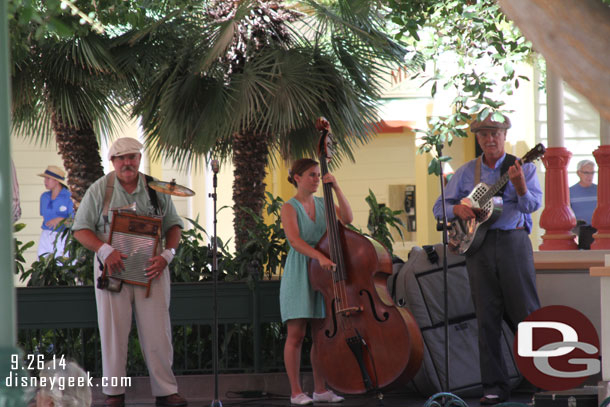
top-left (108, 137), bottom-right (143, 160)
top-left (470, 114), bottom-right (511, 133)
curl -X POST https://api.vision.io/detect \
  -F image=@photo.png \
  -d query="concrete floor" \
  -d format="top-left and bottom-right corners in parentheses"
top-left (103, 394), bottom-right (534, 407)
top-left (89, 373), bottom-right (540, 407)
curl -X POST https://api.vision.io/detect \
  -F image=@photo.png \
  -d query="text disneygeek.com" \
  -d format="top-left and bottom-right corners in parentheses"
top-left (5, 372), bottom-right (132, 391)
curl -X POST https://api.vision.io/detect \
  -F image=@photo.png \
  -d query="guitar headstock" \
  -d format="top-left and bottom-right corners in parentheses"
top-left (316, 117), bottom-right (334, 164)
top-left (522, 143), bottom-right (546, 164)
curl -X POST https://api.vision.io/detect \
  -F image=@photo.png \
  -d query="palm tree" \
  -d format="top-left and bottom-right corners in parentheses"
top-left (10, 21), bottom-right (126, 202)
top-left (126, 0), bottom-right (414, 250)
top-left (9, 0), bottom-right (188, 202)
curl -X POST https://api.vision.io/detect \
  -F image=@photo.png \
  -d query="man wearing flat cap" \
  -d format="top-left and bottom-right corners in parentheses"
top-left (433, 114), bottom-right (542, 405)
top-left (73, 137), bottom-right (187, 407)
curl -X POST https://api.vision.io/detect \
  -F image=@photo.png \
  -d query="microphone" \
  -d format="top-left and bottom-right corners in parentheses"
top-left (211, 159), bottom-right (220, 174)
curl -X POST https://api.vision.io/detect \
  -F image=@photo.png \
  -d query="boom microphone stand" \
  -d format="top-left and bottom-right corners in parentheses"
top-left (209, 159), bottom-right (222, 407)
top-left (436, 143), bottom-right (450, 393)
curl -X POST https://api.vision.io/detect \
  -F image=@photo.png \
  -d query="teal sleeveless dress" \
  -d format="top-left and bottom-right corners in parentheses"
top-left (280, 196), bottom-right (327, 323)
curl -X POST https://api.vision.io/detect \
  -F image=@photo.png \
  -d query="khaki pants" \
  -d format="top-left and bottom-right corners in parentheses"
top-left (94, 256), bottom-right (178, 397)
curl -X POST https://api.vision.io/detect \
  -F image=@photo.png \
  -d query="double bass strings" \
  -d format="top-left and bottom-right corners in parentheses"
top-left (320, 160), bottom-right (350, 322)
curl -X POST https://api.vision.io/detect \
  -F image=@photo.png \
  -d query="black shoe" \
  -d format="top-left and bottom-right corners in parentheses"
top-left (156, 393), bottom-right (188, 406)
top-left (104, 394), bottom-right (125, 407)
top-left (480, 395), bottom-right (508, 405)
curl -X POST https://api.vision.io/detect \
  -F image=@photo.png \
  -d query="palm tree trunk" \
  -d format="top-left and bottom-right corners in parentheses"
top-left (51, 113), bottom-right (105, 206)
top-left (232, 130), bottom-right (270, 251)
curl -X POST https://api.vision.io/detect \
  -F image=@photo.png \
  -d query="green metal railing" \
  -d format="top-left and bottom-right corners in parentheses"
top-left (16, 281), bottom-right (308, 377)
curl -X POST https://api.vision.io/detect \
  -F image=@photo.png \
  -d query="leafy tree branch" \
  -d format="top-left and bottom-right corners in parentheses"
top-left (384, 0), bottom-right (538, 174)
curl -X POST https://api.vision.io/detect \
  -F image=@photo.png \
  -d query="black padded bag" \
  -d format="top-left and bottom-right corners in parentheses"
top-left (388, 243), bottom-right (521, 397)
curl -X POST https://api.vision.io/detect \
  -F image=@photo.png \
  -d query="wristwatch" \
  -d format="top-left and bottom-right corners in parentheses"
top-left (169, 248), bottom-right (176, 256)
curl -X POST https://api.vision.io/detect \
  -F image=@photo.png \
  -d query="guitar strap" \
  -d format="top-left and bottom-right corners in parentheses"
top-left (474, 156), bottom-right (482, 185)
top-left (497, 154), bottom-right (517, 196)
top-left (474, 154), bottom-right (517, 196)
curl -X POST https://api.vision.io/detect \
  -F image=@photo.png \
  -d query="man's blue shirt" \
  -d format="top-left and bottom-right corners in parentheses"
top-left (433, 153), bottom-right (543, 233)
top-left (569, 183), bottom-right (597, 225)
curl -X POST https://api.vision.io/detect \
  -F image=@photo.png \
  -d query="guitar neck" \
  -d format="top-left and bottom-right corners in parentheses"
top-left (480, 171), bottom-right (511, 205)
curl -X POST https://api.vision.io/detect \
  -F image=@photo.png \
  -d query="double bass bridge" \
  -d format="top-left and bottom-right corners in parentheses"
top-left (335, 306), bottom-right (362, 317)
top-left (326, 300), bottom-right (362, 338)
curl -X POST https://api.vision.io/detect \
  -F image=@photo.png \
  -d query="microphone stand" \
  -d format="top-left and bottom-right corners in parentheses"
top-left (436, 143), bottom-right (450, 393)
top-left (209, 163), bottom-right (222, 407)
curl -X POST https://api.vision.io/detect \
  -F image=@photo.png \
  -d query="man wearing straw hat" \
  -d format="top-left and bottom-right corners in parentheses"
top-left (73, 137), bottom-right (187, 407)
top-left (37, 165), bottom-right (74, 258)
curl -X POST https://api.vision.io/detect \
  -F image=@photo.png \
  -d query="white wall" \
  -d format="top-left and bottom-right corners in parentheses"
top-left (12, 136), bottom-right (65, 274)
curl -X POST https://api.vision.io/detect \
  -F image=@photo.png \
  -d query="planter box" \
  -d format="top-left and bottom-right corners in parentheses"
top-left (16, 281), bottom-right (281, 328)
top-left (16, 281), bottom-right (282, 374)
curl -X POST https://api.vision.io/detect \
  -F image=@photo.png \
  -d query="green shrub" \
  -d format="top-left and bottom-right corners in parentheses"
top-left (234, 192), bottom-right (288, 282)
top-left (16, 228), bottom-right (94, 287)
top-left (348, 189), bottom-right (406, 256)
top-left (171, 216), bottom-right (234, 283)
top-left (14, 223), bottom-right (35, 276)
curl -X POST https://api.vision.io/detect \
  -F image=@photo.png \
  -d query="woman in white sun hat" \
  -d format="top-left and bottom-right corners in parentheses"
top-left (38, 165), bottom-right (74, 258)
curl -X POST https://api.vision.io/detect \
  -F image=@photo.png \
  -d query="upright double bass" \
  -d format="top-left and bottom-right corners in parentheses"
top-left (308, 118), bottom-right (423, 394)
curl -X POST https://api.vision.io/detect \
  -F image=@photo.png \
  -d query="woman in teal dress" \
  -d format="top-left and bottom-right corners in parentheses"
top-left (280, 158), bottom-right (353, 405)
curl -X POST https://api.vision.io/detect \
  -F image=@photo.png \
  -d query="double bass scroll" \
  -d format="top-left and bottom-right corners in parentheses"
top-left (307, 117), bottom-right (423, 394)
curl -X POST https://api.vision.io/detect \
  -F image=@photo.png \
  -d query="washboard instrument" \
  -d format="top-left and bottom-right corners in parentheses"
top-left (448, 143), bottom-right (546, 256)
top-left (106, 211), bottom-right (162, 297)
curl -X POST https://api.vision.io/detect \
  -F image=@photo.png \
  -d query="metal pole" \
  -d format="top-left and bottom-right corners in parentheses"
top-left (209, 162), bottom-right (222, 407)
top-left (0, 1), bottom-right (29, 405)
top-left (0, 0), bottom-right (16, 351)
top-left (436, 144), bottom-right (450, 393)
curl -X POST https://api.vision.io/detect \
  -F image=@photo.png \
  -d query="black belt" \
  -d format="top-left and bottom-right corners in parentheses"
top-left (489, 228), bottom-right (525, 234)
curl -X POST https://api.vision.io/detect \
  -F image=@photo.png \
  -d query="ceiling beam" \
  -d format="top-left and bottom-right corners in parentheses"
top-left (498, 0), bottom-right (610, 121)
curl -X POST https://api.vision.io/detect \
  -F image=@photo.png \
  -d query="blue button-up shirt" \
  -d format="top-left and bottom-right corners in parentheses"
top-left (433, 153), bottom-right (542, 233)
top-left (40, 187), bottom-right (74, 232)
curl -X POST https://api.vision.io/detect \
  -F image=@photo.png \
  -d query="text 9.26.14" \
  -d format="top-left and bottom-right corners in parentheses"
top-left (11, 354), bottom-right (66, 371)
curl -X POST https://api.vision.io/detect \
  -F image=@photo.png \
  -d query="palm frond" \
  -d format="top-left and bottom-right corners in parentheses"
top-left (196, 0), bottom-right (256, 72)
top-left (12, 31), bottom-right (129, 144)
top-left (130, 0), bottom-right (412, 168)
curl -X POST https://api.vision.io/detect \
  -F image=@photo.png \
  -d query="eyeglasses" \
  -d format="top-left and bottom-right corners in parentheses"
top-left (476, 131), bottom-right (505, 139)
top-left (579, 171), bottom-right (594, 175)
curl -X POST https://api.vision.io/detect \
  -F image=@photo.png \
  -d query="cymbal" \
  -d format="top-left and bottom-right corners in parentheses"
top-left (148, 179), bottom-right (195, 197)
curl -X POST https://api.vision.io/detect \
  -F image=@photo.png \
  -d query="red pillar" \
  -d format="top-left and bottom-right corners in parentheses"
top-left (591, 145), bottom-right (610, 249)
top-left (539, 147), bottom-right (578, 250)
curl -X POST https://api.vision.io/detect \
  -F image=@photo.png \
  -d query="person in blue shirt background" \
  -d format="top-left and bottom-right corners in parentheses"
top-left (433, 114), bottom-right (542, 405)
top-left (38, 165), bottom-right (74, 258)
top-left (570, 159), bottom-right (597, 226)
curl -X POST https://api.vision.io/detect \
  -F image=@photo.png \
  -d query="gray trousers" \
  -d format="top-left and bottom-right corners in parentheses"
top-left (466, 229), bottom-right (540, 398)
